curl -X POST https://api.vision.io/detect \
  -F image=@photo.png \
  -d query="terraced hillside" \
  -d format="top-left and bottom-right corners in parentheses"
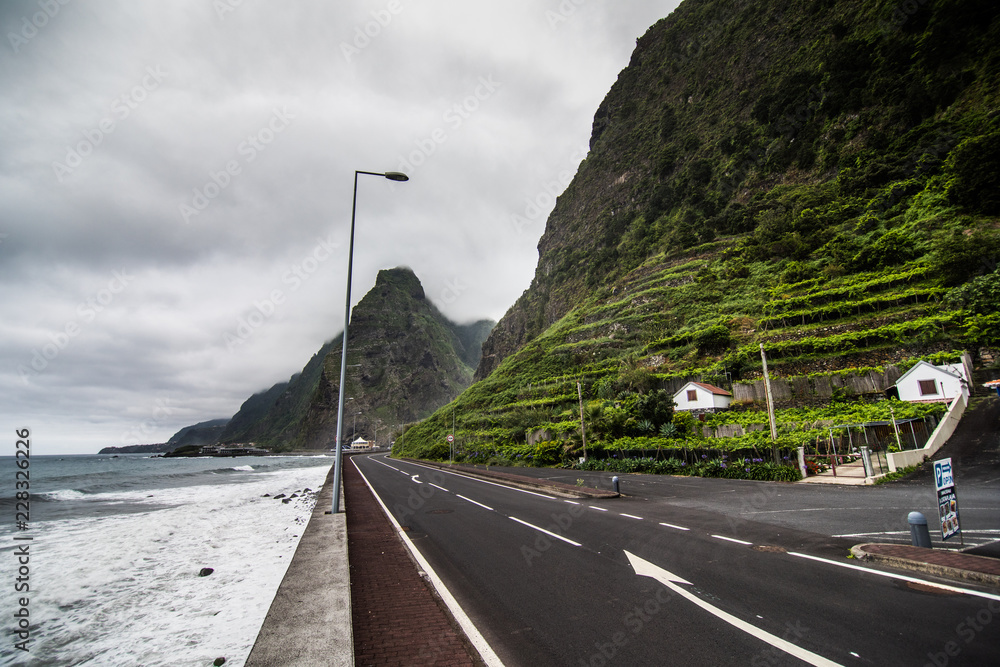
top-left (393, 0), bottom-right (1000, 476)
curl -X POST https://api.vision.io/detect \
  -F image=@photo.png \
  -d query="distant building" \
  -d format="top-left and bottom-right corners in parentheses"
top-left (349, 437), bottom-right (372, 451)
top-left (893, 360), bottom-right (969, 403)
top-left (672, 381), bottom-right (732, 414)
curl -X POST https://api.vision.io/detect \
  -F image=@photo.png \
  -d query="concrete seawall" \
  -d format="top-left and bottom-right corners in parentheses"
top-left (245, 465), bottom-right (353, 667)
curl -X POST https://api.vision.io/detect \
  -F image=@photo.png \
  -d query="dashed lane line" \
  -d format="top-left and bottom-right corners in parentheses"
top-left (620, 513), bottom-right (644, 520)
top-left (402, 459), bottom-right (557, 500)
top-left (457, 495), bottom-right (494, 511)
top-left (510, 516), bottom-right (582, 547)
top-left (589, 506), bottom-right (608, 512)
top-left (660, 522), bottom-right (690, 531)
top-left (712, 534), bottom-right (753, 546)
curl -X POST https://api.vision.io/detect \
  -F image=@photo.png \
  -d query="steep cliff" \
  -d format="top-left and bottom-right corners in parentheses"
top-left (403, 0), bottom-right (1000, 460)
top-left (476, 0), bottom-right (1000, 380)
top-left (221, 267), bottom-right (494, 450)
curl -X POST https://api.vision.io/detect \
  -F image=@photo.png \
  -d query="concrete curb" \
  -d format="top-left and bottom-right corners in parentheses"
top-left (850, 543), bottom-right (1000, 588)
top-left (246, 465), bottom-right (353, 667)
top-left (396, 457), bottom-right (619, 499)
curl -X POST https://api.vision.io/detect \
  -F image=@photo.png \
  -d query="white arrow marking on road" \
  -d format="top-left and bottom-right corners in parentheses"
top-left (625, 551), bottom-right (843, 667)
top-left (411, 475), bottom-right (421, 483)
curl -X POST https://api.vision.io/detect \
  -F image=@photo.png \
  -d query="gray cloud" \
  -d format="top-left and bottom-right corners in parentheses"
top-left (0, 0), bottom-right (681, 453)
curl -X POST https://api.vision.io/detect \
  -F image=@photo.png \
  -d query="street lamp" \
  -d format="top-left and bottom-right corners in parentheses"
top-left (331, 170), bottom-right (408, 513)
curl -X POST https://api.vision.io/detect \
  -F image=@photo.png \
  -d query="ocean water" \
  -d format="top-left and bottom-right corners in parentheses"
top-left (0, 454), bottom-right (333, 666)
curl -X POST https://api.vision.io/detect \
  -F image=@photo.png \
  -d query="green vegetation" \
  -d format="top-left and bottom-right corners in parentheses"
top-left (393, 1), bottom-right (1000, 475)
top-left (873, 463), bottom-right (922, 485)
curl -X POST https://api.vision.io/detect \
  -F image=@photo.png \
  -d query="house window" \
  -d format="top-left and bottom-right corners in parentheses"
top-left (918, 380), bottom-right (938, 396)
top-left (687, 389), bottom-right (698, 402)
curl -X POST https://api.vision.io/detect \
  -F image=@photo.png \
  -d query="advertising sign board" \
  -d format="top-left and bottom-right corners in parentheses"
top-left (933, 458), bottom-right (961, 541)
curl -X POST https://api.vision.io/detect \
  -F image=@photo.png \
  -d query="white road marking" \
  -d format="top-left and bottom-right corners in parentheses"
top-left (457, 494), bottom-right (494, 511)
top-left (411, 475), bottom-right (421, 483)
top-left (370, 457), bottom-right (404, 473)
top-left (403, 459), bottom-right (556, 499)
top-left (430, 483), bottom-right (450, 492)
top-left (620, 513), bottom-right (644, 520)
top-left (352, 459), bottom-right (506, 666)
top-left (626, 551), bottom-right (843, 667)
top-left (589, 506), bottom-right (608, 512)
top-left (712, 535), bottom-right (753, 546)
top-left (510, 517), bottom-right (582, 547)
top-left (788, 552), bottom-right (1000, 602)
top-left (659, 522), bottom-right (690, 531)
top-left (564, 500), bottom-right (581, 505)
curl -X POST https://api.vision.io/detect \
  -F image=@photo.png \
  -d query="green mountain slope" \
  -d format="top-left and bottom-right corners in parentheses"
top-left (221, 267), bottom-right (494, 451)
top-left (399, 0), bottom-right (1000, 464)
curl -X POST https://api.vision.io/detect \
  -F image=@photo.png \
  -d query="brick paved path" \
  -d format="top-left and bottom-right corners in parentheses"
top-left (345, 457), bottom-right (482, 666)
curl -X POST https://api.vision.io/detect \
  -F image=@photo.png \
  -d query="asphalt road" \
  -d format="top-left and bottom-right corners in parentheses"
top-left (467, 464), bottom-right (1000, 551)
top-left (353, 454), bottom-right (1000, 666)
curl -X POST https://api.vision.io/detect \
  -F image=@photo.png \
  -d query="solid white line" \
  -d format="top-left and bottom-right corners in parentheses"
top-left (589, 506), bottom-right (608, 512)
top-left (627, 551), bottom-right (842, 667)
top-left (430, 483), bottom-right (450, 492)
top-left (509, 517), bottom-right (582, 547)
top-left (351, 459), bottom-right (506, 666)
top-left (457, 495), bottom-right (494, 511)
top-left (404, 460), bottom-right (556, 499)
top-left (788, 552), bottom-right (1000, 602)
top-left (660, 522), bottom-right (690, 531)
top-left (620, 513), bottom-right (644, 520)
top-left (712, 535), bottom-right (753, 546)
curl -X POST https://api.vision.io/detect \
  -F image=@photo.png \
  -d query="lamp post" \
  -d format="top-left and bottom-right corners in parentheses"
top-left (331, 170), bottom-right (408, 513)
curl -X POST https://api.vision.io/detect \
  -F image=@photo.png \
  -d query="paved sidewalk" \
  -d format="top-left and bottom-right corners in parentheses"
top-left (344, 456), bottom-right (483, 666)
top-left (851, 542), bottom-right (1000, 587)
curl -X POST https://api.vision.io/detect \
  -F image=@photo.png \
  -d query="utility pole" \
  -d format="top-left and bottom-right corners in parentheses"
top-left (760, 344), bottom-right (779, 463)
top-left (577, 381), bottom-right (587, 461)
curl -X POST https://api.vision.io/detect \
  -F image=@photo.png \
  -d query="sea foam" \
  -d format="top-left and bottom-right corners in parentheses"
top-left (5, 463), bottom-right (330, 666)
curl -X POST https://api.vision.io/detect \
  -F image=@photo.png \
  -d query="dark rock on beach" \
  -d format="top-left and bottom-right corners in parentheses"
top-left (198, 568), bottom-right (214, 577)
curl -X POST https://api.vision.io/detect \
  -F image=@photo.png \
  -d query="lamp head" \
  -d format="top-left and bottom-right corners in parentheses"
top-left (384, 171), bottom-right (409, 182)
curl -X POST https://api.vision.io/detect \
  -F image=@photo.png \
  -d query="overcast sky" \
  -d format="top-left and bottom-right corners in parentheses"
top-left (1, 0), bottom-right (681, 455)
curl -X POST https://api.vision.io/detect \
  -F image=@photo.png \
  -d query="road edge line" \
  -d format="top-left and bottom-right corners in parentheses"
top-left (351, 457), bottom-right (506, 667)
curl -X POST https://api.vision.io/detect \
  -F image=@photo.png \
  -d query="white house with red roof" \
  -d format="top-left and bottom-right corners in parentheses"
top-left (672, 381), bottom-right (733, 413)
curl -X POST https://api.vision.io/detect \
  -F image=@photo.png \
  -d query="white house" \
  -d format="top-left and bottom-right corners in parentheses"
top-left (673, 381), bottom-right (732, 413)
top-left (349, 437), bottom-right (372, 451)
top-left (894, 361), bottom-right (969, 403)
